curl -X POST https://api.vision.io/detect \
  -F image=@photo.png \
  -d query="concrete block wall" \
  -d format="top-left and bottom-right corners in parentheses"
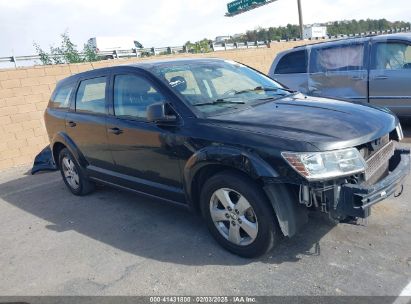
top-left (0, 40), bottom-right (312, 171)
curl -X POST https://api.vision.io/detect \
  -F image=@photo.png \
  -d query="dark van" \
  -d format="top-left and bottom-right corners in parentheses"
top-left (269, 33), bottom-right (411, 118)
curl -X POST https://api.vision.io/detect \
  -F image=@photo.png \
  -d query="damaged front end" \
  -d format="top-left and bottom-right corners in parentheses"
top-left (295, 132), bottom-right (410, 221)
top-left (31, 146), bottom-right (57, 175)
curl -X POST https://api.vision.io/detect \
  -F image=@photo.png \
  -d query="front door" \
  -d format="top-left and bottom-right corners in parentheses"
top-left (106, 72), bottom-right (184, 202)
top-left (369, 40), bottom-right (411, 117)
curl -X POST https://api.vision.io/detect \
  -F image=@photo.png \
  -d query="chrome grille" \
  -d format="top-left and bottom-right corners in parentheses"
top-left (359, 134), bottom-right (389, 160)
top-left (365, 140), bottom-right (395, 181)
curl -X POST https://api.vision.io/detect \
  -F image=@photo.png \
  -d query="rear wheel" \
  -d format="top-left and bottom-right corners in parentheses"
top-left (59, 148), bottom-right (94, 196)
top-left (200, 171), bottom-right (279, 258)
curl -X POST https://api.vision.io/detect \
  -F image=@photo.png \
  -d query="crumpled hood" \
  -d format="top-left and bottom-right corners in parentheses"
top-left (208, 94), bottom-right (398, 151)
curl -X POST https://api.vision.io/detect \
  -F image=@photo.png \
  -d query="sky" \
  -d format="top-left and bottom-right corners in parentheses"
top-left (0, 0), bottom-right (409, 57)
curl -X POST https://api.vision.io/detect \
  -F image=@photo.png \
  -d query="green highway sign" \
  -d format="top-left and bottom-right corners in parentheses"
top-left (226, 0), bottom-right (276, 17)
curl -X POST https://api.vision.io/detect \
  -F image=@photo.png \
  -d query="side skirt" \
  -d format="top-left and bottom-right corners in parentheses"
top-left (90, 176), bottom-right (190, 210)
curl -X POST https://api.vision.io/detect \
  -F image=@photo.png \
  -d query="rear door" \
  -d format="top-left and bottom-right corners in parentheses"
top-left (369, 39), bottom-right (411, 117)
top-left (66, 74), bottom-right (112, 169)
top-left (308, 41), bottom-right (368, 102)
top-left (269, 49), bottom-right (309, 94)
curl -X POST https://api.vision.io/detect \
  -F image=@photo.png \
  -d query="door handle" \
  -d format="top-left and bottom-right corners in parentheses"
top-left (108, 127), bottom-right (123, 135)
top-left (374, 75), bottom-right (388, 80)
top-left (351, 75), bottom-right (363, 80)
top-left (67, 121), bottom-right (76, 128)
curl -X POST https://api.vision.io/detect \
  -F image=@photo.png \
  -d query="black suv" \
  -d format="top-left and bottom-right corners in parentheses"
top-left (45, 58), bottom-right (410, 257)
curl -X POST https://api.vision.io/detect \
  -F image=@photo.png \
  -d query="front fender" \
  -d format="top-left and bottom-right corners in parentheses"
top-left (51, 132), bottom-right (88, 168)
top-left (184, 145), bottom-right (279, 200)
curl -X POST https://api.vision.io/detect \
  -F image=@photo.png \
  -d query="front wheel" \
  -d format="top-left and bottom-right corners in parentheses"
top-left (200, 171), bottom-right (280, 258)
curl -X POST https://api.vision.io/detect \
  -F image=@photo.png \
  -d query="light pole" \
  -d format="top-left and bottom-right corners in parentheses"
top-left (297, 0), bottom-right (304, 39)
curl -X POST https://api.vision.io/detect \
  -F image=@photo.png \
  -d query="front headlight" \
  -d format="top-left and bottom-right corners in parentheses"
top-left (281, 148), bottom-right (367, 181)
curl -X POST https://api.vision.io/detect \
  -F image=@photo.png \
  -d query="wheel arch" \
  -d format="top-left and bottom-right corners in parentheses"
top-left (51, 132), bottom-right (88, 169)
top-left (184, 146), bottom-right (308, 237)
top-left (184, 146), bottom-right (279, 212)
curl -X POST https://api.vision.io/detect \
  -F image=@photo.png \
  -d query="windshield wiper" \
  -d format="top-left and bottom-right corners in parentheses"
top-left (193, 99), bottom-right (245, 107)
top-left (234, 86), bottom-right (296, 95)
top-left (192, 86), bottom-right (297, 107)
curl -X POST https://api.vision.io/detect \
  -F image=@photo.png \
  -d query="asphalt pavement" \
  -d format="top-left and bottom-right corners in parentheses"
top-left (0, 135), bottom-right (410, 298)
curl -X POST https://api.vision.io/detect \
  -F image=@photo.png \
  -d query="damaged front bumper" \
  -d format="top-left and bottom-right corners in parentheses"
top-left (337, 148), bottom-right (410, 218)
top-left (31, 146), bottom-right (57, 175)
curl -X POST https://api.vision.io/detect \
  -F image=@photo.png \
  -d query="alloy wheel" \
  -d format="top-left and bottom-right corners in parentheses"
top-left (209, 188), bottom-right (258, 246)
top-left (62, 156), bottom-right (80, 190)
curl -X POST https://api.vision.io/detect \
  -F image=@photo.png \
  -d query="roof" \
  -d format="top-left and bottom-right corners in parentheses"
top-left (57, 58), bottom-right (226, 85)
top-left (123, 57), bottom-right (226, 69)
top-left (371, 32), bottom-right (411, 41)
top-left (292, 32), bottom-right (411, 50)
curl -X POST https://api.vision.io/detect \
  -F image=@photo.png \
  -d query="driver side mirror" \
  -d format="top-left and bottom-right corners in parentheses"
top-left (147, 102), bottom-right (178, 125)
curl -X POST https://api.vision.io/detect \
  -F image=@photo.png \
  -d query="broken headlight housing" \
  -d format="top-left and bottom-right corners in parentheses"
top-left (281, 148), bottom-right (367, 181)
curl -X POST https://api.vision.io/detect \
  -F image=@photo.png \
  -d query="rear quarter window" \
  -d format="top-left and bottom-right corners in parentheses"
top-left (49, 84), bottom-right (73, 109)
top-left (274, 50), bottom-right (307, 74)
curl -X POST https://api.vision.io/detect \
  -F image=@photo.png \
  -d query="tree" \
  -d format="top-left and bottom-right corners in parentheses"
top-left (34, 31), bottom-right (98, 65)
top-left (33, 43), bottom-right (52, 65)
top-left (83, 43), bottom-right (100, 62)
top-left (232, 19), bottom-right (410, 42)
top-left (185, 39), bottom-right (212, 53)
top-left (326, 19), bottom-right (410, 35)
top-left (60, 32), bottom-right (82, 63)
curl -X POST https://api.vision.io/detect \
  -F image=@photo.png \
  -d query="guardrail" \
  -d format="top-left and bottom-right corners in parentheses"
top-left (1, 27), bottom-right (409, 69)
top-left (0, 46), bottom-right (188, 68)
top-left (211, 27), bottom-right (410, 50)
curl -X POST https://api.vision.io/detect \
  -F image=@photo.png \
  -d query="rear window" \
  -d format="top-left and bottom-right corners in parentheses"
top-left (75, 77), bottom-right (107, 114)
top-left (49, 84), bottom-right (73, 109)
top-left (274, 50), bottom-right (307, 74)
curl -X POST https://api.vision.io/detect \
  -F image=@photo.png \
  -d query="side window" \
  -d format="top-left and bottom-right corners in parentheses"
top-left (113, 74), bottom-right (165, 119)
top-left (310, 44), bottom-right (365, 73)
top-left (275, 50), bottom-right (307, 74)
top-left (50, 84), bottom-right (73, 109)
top-left (373, 42), bottom-right (411, 70)
top-left (76, 77), bottom-right (107, 114)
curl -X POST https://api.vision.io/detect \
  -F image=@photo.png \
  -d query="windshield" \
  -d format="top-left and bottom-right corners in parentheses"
top-left (151, 60), bottom-right (293, 115)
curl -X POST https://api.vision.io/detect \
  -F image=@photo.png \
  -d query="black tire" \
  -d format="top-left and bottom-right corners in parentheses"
top-left (200, 171), bottom-right (279, 258)
top-left (58, 148), bottom-right (94, 196)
